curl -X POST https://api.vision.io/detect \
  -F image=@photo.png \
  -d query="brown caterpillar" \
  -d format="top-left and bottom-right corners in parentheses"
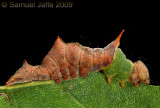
top-left (1, 30), bottom-right (150, 105)
top-left (4, 30), bottom-right (149, 88)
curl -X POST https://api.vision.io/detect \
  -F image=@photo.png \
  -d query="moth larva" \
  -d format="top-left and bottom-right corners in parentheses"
top-left (0, 30), bottom-right (150, 105)
top-left (4, 30), bottom-right (150, 88)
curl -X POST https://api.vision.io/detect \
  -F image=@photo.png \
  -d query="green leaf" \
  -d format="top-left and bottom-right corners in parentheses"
top-left (0, 72), bottom-right (160, 108)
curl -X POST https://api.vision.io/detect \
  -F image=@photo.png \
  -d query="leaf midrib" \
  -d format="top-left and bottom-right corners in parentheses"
top-left (60, 84), bottom-right (86, 108)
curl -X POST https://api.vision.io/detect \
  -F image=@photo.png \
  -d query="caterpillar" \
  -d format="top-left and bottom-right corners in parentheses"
top-left (1, 30), bottom-right (150, 105)
top-left (5, 30), bottom-right (150, 88)
top-left (5, 29), bottom-right (150, 88)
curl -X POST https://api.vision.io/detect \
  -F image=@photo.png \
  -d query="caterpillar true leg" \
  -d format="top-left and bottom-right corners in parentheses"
top-left (107, 77), bottom-right (111, 85)
top-left (120, 82), bottom-right (124, 89)
top-left (134, 83), bottom-right (138, 88)
top-left (0, 93), bottom-right (12, 106)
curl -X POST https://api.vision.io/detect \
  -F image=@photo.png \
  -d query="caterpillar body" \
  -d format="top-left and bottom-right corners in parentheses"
top-left (5, 30), bottom-right (150, 89)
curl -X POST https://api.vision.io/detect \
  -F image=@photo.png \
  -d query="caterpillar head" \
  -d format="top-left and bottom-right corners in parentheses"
top-left (5, 60), bottom-right (38, 86)
top-left (130, 60), bottom-right (150, 86)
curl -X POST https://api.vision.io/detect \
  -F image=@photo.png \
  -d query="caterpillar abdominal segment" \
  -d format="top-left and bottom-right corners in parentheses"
top-left (5, 29), bottom-right (150, 89)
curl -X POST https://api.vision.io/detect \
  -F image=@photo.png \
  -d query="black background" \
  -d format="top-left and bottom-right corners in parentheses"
top-left (0, 1), bottom-right (159, 86)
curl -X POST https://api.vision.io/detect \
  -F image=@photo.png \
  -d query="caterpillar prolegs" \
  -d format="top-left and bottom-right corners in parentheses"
top-left (5, 30), bottom-right (150, 89)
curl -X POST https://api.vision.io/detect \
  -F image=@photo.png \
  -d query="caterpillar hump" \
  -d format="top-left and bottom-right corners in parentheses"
top-left (41, 30), bottom-right (122, 83)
